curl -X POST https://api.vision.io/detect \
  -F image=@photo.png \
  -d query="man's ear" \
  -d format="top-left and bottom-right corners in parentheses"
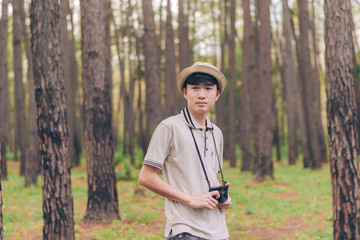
top-left (182, 87), bottom-right (187, 98)
top-left (215, 90), bottom-right (221, 100)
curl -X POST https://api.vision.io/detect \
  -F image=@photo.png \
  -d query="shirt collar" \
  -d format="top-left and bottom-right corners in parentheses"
top-left (181, 107), bottom-right (214, 131)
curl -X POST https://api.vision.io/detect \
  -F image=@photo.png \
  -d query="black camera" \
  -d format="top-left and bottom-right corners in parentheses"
top-left (209, 185), bottom-right (228, 203)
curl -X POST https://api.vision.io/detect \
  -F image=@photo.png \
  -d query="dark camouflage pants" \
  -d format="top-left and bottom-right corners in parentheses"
top-left (166, 231), bottom-right (228, 240)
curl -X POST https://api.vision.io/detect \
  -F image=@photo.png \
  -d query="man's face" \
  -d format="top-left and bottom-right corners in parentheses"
top-left (182, 82), bottom-right (220, 115)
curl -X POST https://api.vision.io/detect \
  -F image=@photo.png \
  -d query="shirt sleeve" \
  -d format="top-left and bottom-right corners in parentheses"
top-left (143, 122), bottom-right (173, 169)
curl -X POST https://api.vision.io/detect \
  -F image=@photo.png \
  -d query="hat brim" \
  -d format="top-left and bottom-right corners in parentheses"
top-left (177, 63), bottom-right (227, 96)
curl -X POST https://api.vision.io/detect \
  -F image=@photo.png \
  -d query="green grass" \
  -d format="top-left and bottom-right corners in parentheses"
top-left (2, 156), bottom-right (332, 240)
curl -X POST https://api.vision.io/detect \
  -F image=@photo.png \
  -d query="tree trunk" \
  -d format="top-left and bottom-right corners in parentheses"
top-left (290, 13), bottom-right (311, 168)
top-left (211, 0), bottom-right (218, 66)
top-left (165, 0), bottom-right (177, 118)
top-left (178, 0), bottom-right (190, 71)
top-left (325, 0), bottom-right (360, 238)
top-left (30, 0), bottom-right (75, 238)
top-left (13, 0), bottom-right (27, 175)
top-left (255, 0), bottom-right (273, 182)
top-left (177, 0), bottom-right (189, 110)
top-left (60, 0), bottom-right (78, 168)
top-left (227, 0), bottom-right (237, 168)
top-left (134, 10), bottom-right (147, 155)
top-left (310, 0), bottom-right (327, 164)
top-left (272, 91), bottom-right (281, 162)
top-left (297, 0), bottom-right (321, 169)
top-left (217, 0), bottom-right (227, 159)
top-left (81, 0), bottom-right (120, 223)
top-left (20, 0), bottom-right (39, 186)
top-left (126, 0), bottom-right (135, 165)
top-left (0, 0), bottom-right (9, 180)
top-left (282, 0), bottom-right (298, 165)
top-left (348, 6), bottom-right (360, 154)
top-left (142, 0), bottom-right (163, 147)
top-left (240, 0), bottom-right (254, 172)
top-left (68, 1), bottom-right (82, 167)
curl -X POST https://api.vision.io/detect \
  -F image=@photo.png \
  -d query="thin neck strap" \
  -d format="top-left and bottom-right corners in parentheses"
top-left (189, 127), bottom-right (225, 188)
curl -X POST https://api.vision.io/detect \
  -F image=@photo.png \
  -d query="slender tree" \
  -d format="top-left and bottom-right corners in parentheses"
top-left (216, 0), bottom-right (227, 158)
top-left (290, 12), bottom-right (312, 168)
top-left (178, 0), bottom-right (190, 71)
top-left (177, 0), bottom-right (189, 110)
top-left (255, 0), bottom-right (273, 181)
top-left (134, 5), bottom-right (147, 155)
top-left (310, 0), bottom-right (327, 164)
top-left (164, 0), bottom-right (177, 118)
top-left (60, 0), bottom-right (78, 168)
top-left (325, 0), bottom-right (360, 238)
top-left (126, 0), bottom-right (135, 164)
top-left (67, 1), bottom-right (82, 167)
top-left (80, 0), bottom-right (120, 223)
top-left (19, 0), bottom-right (40, 186)
top-left (282, 0), bottom-right (298, 165)
top-left (13, 0), bottom-right (27, 175)
top-left (240, 0), bottom-right (255, 171)
top-left (30, 0), bottom-right (75, 238)
top-left (142, 0), bottom-right (163, 146)
top-left (0, 0), bottom-right (9, 180)
top-left (297, 0), bottom-right (322, 169)
top-left (227, 0), bottom-right (237, 168)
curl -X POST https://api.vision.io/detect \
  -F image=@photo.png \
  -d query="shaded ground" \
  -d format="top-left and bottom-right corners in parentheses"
top-left (3, 161), bottom-right (332, 239)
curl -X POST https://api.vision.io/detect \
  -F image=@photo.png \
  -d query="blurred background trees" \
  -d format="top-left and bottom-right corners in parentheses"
top-left (1, 0), bottom-right (360, 236)
top-left (2, 0), bottom-right (358, 181)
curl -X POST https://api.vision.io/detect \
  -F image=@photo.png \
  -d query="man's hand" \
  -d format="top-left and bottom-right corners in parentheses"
top-left (218, 182), bottom-right (231, 212)
top-left (188, 191), bottom-right (220, 210)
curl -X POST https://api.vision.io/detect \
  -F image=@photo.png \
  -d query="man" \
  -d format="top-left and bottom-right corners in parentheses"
top-left (139, 62), bottom-right (231, 240)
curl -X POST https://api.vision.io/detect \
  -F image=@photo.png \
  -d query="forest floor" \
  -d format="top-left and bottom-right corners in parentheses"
top-left (3, 155), bottom-right (332, 240)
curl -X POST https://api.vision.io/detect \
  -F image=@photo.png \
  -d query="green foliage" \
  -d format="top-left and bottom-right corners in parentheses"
top-left (3, 156), bottom-right (333, 239)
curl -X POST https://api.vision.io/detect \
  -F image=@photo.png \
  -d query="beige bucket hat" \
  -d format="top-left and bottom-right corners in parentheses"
top-left (177, 62), bottom-right (227, 95)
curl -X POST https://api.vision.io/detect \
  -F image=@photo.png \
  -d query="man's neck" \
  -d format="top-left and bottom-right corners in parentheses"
top-left (188, 107), bottom-right (208, 129)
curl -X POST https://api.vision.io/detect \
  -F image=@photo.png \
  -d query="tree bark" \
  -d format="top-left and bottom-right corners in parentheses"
top-left (0, 0), bottom-right (9, 180)
top-left (325, 0), bottom-right (360, 238)
top-left (142, 0), bottom-right (163, 147)
top-left (13, 0), bottom-right (27, 175)
top-left (272, 91), bottom-right (281, 162)
top-left (177, 0), bottom-right (189, 110)
top-left (227, 0), bottom-right (237, 168)
top-left (240, 0), bottom-right (255, 171)
top-left (255, 0), bottom-right (273, 182)
top-left (216, 0), bottom-right (227, 159)
top-left (290, 13), bottom-right (311, 168)
top-left (126, 0), bottom-right (135, 164)
top-left (164, 0), bottom-right (177, 118)
top-left (68, 1), bottom-right (82, 167)
top-left (30, 0), bottom-right (75, 238)
top-left (178, 0), bottom-right (190, 71)
top-left (20, 0), bottom-right (39, 186)
top-left (297, 0), bottom-right (322, 169)
top-left (80, 0), bottom-right (120, 223)
top-left (134, 8), bottom-right (147, 155)
top-left (310, 0), bottom-right (327, 164)
top-left (282, 0), bottom-right (298, 165)
top-left (60, 0), bottom-right (79, 168)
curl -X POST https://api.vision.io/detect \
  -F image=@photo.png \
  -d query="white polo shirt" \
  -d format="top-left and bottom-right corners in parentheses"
top-left (143, 107), bottom-right (229, 240)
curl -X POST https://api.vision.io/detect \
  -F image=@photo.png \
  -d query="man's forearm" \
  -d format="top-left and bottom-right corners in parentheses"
top-left (138, 165), bottom-right (192, 205)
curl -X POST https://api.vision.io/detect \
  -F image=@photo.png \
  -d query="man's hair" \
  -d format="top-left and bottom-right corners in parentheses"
top-left (183, 73), bottom-right (219, 90)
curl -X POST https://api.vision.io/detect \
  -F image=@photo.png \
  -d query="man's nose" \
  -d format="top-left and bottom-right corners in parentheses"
top-left (198, 89), bottom-right (206, 98)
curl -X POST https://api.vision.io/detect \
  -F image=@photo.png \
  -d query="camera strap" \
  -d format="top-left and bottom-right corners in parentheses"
top-left (189, 126), bottom-right (226, 188)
